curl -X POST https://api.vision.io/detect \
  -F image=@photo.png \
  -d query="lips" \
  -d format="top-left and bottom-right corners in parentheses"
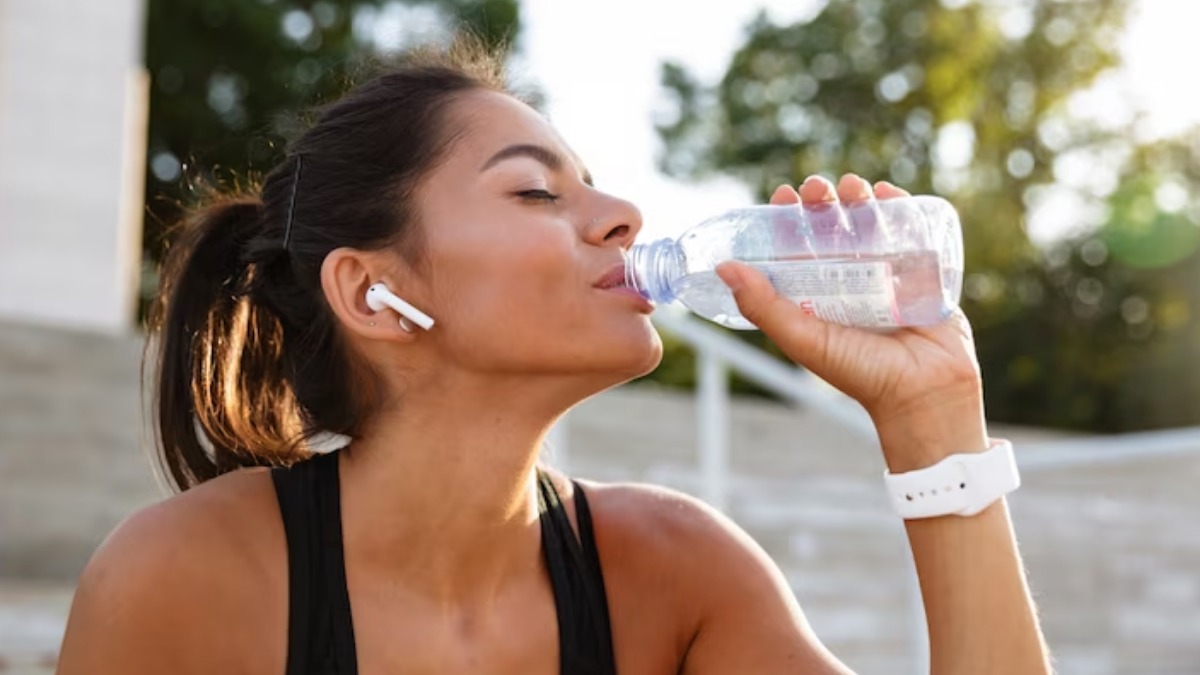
top-left (593, 263), bottom-right (629, 290)
top-left (593, 261), bottom-right (653, 313)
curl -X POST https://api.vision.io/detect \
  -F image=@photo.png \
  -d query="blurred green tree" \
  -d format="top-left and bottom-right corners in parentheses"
top-left (649, 0), bottom-right (1200, 430)
top-left (142, 0), bottom-right (519, 287)
top-left (995, 136), bottom-right (1200, 431)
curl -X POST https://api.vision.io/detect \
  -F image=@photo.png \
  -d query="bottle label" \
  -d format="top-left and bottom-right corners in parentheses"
top-left (758, 259), bottom-right (900, 328)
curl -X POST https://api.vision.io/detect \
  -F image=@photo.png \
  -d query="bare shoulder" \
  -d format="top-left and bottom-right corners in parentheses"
top-left (57, 468), bottom-right (287, 675)
top-left (86, 467), bottom-right (283, 583)
top-left (576, 480), bottom-right (742, 552)
top-left (578, 479), bottom-right (800, 612)
top-left (569, 478), bottom-right (849, 674)
top-left (568, 478), bottom-right (758, 566)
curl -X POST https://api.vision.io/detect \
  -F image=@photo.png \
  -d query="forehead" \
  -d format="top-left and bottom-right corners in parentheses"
top-left (445, 90), bottom-right (582, 170)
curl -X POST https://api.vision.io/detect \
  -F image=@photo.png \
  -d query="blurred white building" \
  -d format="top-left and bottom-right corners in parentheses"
top-left (0, 0), bottom-right (147, 334)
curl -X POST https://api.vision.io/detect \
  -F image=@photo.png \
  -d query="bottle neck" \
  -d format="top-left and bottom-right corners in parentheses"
top-left (625, 239), bottom-right (684, 304)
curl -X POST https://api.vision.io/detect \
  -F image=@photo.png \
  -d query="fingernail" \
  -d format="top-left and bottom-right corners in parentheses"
top-left (838, 173), bottom-right (872, 196)
top-left (800, 176), bottom-right (836, 202)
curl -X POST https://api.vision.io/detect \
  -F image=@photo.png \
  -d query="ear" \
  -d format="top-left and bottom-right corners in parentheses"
top-left (320, 247), bottom-right (418, 344)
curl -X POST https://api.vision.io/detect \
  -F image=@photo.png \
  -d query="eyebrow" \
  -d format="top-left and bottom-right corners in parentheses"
top-left (480, 143), bottom-right (594, 186)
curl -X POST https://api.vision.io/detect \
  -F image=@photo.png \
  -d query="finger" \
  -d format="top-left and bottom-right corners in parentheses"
top-left (715, 261), bottom-right (834, 366)
top-left (769, 184), bottom-right (801, 205)
top-left (837, 173), bottom-right (873, 203)
top-left (873, 180), bottom-right (911, 200)
top-left (799, 175), bottom-right (837, 205)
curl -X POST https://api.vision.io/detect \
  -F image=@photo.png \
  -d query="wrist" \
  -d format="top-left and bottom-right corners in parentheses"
top-left (873, 397), bottom-right (988, 473)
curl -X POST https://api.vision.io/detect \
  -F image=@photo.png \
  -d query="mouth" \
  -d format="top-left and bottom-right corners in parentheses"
top-left (593, 262), bottom-right (653, 313)
top-left (593, 263), bottom-right (631, 291)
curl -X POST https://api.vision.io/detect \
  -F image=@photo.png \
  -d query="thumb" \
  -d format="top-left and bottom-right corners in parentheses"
top-left (715, 261), bottom-right (832, 366)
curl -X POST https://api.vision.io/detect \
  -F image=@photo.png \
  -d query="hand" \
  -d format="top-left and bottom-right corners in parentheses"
top-left (715, 174), bottom-right (988, 471)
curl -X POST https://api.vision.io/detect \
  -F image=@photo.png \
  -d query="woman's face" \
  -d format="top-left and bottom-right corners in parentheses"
top-left (410, 90), bottom-right (662, 386)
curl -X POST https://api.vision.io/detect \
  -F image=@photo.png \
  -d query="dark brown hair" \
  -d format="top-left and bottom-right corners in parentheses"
top-left (147, 39), bottom-right (518, 490)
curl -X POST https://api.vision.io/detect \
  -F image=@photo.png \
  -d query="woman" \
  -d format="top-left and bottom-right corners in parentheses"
top-left (57, 41), bottom-right (1050, 674)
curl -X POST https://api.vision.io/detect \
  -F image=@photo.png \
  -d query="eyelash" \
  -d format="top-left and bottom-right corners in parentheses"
top-left (516, 189), bottom-right (560, 204)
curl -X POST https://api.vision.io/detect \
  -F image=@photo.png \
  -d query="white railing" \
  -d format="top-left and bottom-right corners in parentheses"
top-left (550, 304), bottom-right (1200, 504)
top-left (649, 306), bottom-right (876, 510)
top-left (649, 305), bottom-right (1200, 494)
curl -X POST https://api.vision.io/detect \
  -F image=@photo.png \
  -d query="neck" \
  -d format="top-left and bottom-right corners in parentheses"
top-left (336, 371), bottom-right (576, 605)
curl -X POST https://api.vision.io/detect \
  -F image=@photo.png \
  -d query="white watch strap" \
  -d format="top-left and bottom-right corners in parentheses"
top-left (884, 439), bottom-right (1020, 519)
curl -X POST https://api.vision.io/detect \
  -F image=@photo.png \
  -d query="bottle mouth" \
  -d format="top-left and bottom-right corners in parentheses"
top-left (625, 239), bottom-right (682, 304)
top-left (621, 247), bottom-right (648, 299)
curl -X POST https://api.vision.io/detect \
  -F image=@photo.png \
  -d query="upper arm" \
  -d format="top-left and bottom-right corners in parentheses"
top-left (589, 483), bottom-right (854, 675)
top-left (56, 472), bottom-right (283, 675)
top-left (675, 497), bottom-right (855, 675)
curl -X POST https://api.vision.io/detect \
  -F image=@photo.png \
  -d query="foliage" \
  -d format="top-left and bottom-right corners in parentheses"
top-left (142, 0), bottom-right (519, 268)
top-left (650, 0), bottom-right (1200, 431)
top-left (983, 138), bottom-right (1200, 431)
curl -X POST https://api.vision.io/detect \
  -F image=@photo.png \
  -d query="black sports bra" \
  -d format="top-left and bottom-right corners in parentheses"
top-left (271, 452), bottom-right (617, 674)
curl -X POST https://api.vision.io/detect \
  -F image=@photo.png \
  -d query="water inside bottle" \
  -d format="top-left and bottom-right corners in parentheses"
top-left (673, 250), bottom-right (952, 330)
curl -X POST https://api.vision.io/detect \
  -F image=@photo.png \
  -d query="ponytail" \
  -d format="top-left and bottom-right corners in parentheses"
top-left (144, 37), bottom-right (518, 490)
top-left (148, 196), bottom-right (301, 489)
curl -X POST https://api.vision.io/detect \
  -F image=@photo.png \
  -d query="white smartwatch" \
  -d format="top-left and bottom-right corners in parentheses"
top-left (883, 439), bottom-right (1020, 519)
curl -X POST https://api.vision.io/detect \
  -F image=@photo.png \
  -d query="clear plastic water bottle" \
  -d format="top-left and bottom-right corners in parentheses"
top-left (624, 196), bottom-right (964, 329)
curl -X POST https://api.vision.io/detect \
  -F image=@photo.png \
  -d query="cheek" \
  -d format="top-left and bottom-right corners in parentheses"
top-left (429, 240), bottom-right (583, 340)
top-left (425, 232), bottom-right (660, 374)
top-left (432, 270), bottom-right (662, 375)
top-left (436, 233), bottom-right (580, 312)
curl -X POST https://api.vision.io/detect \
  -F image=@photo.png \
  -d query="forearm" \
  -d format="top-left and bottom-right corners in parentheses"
top-left (880, 411), bottom-right (1051, 675)
top-left (906, 500), bottom-right (1049, 675)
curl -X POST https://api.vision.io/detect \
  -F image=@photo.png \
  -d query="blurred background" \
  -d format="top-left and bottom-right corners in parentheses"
top-left (2, 0), bottom-right (1199, 672)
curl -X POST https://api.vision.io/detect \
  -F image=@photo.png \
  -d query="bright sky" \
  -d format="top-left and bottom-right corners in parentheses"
top-left (518, 0), bottom-right (1200, 244)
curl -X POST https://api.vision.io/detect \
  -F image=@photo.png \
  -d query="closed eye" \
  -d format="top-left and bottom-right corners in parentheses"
top-left (516, 189), bottom-right (560, 204)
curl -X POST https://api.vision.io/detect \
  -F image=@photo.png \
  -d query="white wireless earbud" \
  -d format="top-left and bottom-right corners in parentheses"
top-left (365, 283), bottom-right (435, 332)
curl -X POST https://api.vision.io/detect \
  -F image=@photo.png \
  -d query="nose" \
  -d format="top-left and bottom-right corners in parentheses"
top-left (584, 195), bottom-right (643, 248)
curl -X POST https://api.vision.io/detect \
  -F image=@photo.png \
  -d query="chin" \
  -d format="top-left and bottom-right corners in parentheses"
top-left (554, 334), bottom-right (662, 405)
top-left (638, 332), bottom-right (665, 374)
top-left (568, 318), bottom-right (662, 372)
top-left (609, 324), bottom-right (664, 379)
